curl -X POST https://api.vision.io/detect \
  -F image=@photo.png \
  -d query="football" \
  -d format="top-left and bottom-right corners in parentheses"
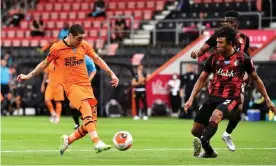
top-left (113, 131), bottom-right (133, 151)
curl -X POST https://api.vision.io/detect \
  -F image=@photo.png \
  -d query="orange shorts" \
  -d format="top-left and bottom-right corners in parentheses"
top-left (45, 83), bottom-right (65, 101)
top-left (63, 83), bottom-right (97, 115)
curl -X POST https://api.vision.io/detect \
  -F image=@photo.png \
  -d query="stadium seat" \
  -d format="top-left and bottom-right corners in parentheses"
top-left (21, 39), bottom-right (30, 47)
top-left (3, 39), bottom-right (12, 47)
top-left (16, 30), bottom-right (25, 38)
top-left (80, 2), bottom-right (90, 10)
top-left (78, 12), bottom-right (86, 19)
top-left (144, 10), bottom-right (153, 20)
top-left (37, 4), bottom-right (44, 11)
top-left (88, 29), bottom-right (98, 37)
top-left (83, 20), bottom-right (92, 28)
top-left (72, 3), bottom-right (81, 11)
top-left (95, 39), bottom-right (104, 49)
top-left (127, 2), bottom-right (136, 9)
top-left (146, 1), bottom-right (155, 8)
top-left (54, 3), bottom-right (62, 11)
top-left (56, 21), bottom-right (65, 29)
top-left (50, 12), bottom-right (59, 20)
top-left (42, 12), bottom-right (50, 20)
top-left (45, 3), bottom-right (53, 11)
top-left (20, 21), bottom-right (29, 29)
top-left (12, 39), bottom-right (21, 47)
top-left (7, 30), bottom-right (16, 38)
top-left (47, 21), bottom-right (55, 29)
top-left (137, 1), bottom-right (145, 8)
top-left (69, 12), bottom-right (77, 20)
top-left (99, 29), bottom-right (107, 37)
top-left (109, 2), bottom-right (117, 10)
top-left (93, 21), bottom-right (101, 28)
top-left (86, 38), bottom-right (95, 47)
top-left (30, 39), bottom-right (40, 47)
top-left (60, 12), bottom-right (68, 20)
top-left (118, 2), bottom-right (126, 9)
top-left (63, 3), bottom-right (71, 11)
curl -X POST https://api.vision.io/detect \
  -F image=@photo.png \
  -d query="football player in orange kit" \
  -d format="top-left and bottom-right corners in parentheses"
top-left (41, 62), bottom-right (64, 123)
top-left (17, 24), bottom-right (119, 154)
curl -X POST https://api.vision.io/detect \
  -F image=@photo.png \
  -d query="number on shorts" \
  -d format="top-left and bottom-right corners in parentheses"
top-left (223, 100), bottom-right (231, 105)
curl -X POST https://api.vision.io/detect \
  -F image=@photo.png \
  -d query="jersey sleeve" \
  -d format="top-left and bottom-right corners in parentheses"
top-left (83, 40), bottom-right (99, 60)
top-left (244, 54), bottom-right (255, 74)
top-left (203, 54), bottom-right (214, 73)
top-left (46, 44), bottom-right (59, 62)
top-left (205, 33), bottom-right (217, 48)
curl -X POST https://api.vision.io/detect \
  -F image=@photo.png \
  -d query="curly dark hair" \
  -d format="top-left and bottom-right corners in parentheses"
top-left (214, 25), bottom-right (238, 45)
top-left (224, 10), bottom-right (240, 21)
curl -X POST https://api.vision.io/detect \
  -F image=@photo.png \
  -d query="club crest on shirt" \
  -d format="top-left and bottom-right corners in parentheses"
top-left (72, 48), bottom-right (76, 52)
top-left (224, 60), bottom-right (230, 65)
top-left (234, 60), bottom-right (239, 66)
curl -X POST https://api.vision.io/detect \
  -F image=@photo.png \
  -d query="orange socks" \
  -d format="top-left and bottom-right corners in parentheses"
top-left (68, 125), bottom-right (87, 144)
top-left (80, 101), bottom-right (100, 144)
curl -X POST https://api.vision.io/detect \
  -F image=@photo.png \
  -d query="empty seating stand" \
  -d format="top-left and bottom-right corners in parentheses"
top-left (2, 0), bottom-right (169, 48)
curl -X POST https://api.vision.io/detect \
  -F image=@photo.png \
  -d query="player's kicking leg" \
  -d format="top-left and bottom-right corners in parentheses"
top-left (60, 135), bottom-right (69, 155)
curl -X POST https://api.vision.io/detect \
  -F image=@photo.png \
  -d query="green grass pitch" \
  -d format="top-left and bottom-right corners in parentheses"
top-left (1, 117), bottom-right (276, 165)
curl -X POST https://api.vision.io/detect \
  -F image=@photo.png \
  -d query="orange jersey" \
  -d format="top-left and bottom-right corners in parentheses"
top-left (44, 62), bottom-right (55, 84)
top-left (46, 39), bottom-right (97, 86)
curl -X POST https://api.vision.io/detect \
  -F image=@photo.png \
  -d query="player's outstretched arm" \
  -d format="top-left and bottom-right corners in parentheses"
top-left (184, 71), bottom-right (209, 111)
top-left (191, 44), bottom-right (210, 59)
top-left (17, 59), bottom-right (51, 82)
top-left (250, 71), bottom-right (276, 113)
top-left (93, 56), bottom-right (119, 87)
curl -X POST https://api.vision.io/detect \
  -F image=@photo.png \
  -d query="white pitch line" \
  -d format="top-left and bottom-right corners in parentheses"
top-left (1, 148), bottom-right (276, 153)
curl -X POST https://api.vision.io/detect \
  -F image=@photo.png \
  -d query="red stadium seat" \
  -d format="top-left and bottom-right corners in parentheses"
top-left (134, 10), bottom-right (142, 17)
top-left (21, 39), bottom-right (30, 47)
top-left (118, 2), bottom-right (126, 9)
top-left (146, 1), bottom-right (155, 8)
top-left (99, 29), bottom-right (107, 37)
top-left (106, 11), bottom-right (114, 17)
top-left (56, 20), bottom-right (65, 29)
top-left (83, 20), bottom-right (92, 28)
top-left (60, 12), bottom-right (68, 20)
top-left (80, 2), bottom-right (90, 10)
top-left (47, 21), bottom-right (55, 29)
top-left (50, 12), bottom-right (59, 20)
top-left (20, 21), bottom-right (29, 29)
top-left (88, 29), bottom-right (98, 37)
top-left (93, 21), bottom-right (101, 28)
top-left (143, 10), bottom-right (153, 20)
top-left (63, 3), bottom-right (71, 10)
top-left (30, 39), bottom-right (40, 47)
top-left (45, 3), bottom-right (53, 11)
top-left (137, 1), bottom-right (145, 8)
top-left (25, 30), bottom-right (31, 38)
top-left (42, 12), bottom-right (50, 20)
top-left (95, 39), bottom-right (104, 49)
top-left (78, 12), bottom-right (86, 19)
top-left (156, 1), bottom-right (165, 11)
top-left (86, 38), bottom-right (95, 47)
top-left (193, 0), bottom-right (202, 3)
top-left (124, 10), bottom-right (133, 16)
top-left (3, 39), bottom-right (12, 47)
top-left (54, 3), bottom-right (62, 11)
top-left (115, 11), bottom-right (124, 16)
top-left (127, 2), bottom-right (136, 9)
top-left (52, 29), bottom-right (60, 38)
top-left (16, 30), bottom-right (25, 38)
top-left (72, 3), bottom-right (81, 11)
top-left (109, 2), bottom-right (117, 10)
top-left (7, 30), bottom-right (16, 38)
top-left (45, 30), bottom-right (52, 37)
top-left (37, 4), bottom-right (44, 11)
top-left (69, 12), bottom-right (77, 20)
top-left (12, 39), bottom-right (21, 47)
top-left (40, 39), bottom-right (49, 47)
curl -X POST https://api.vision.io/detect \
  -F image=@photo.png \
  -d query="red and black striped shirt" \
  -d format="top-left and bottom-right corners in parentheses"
top-left (203, 51), bottom-right (255, 99)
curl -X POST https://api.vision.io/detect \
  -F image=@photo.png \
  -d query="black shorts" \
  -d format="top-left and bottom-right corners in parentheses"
top-left (194, 96), bottom-right (240, 126)
top-left (1, 84), bottom-right (10, 96)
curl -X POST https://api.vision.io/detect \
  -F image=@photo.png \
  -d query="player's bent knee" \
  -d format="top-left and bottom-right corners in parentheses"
top-left (191, 122), bottom-right (205, 138)
top-left (210, 110), bottom-right (223, 123)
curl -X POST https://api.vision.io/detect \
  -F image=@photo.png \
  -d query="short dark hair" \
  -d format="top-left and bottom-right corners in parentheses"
top-left (224, 10), bottom-right (240, 21)
top-left (215, 25), bottom-right (238, 45)
top-left (69, 24), bottom-right (85, 37)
